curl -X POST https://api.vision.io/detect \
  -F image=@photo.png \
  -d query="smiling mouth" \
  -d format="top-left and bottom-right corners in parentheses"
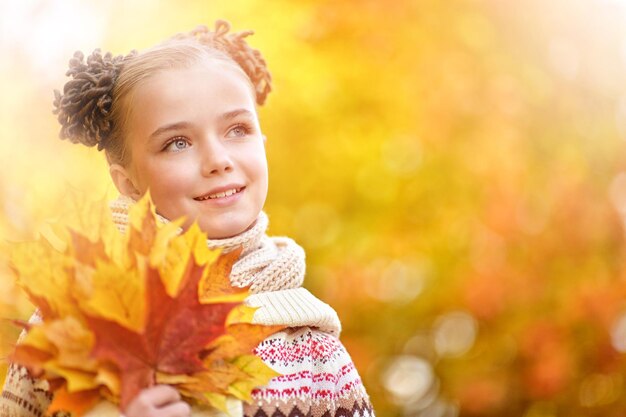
top-left (194, 187), bottom-right (245, 201)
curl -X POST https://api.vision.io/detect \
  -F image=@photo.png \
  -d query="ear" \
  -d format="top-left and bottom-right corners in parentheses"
top-left (109, 163), bottom-right (142, 200)
top-left (262, 134), bottom-right (267, 144)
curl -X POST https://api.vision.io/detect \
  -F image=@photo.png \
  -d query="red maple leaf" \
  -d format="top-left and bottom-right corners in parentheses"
top-left (85, 253), bottom-right (241, 409)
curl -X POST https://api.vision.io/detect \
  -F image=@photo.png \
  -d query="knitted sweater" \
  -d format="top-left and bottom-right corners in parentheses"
top-left (0, 288), bottom-right (375, 417)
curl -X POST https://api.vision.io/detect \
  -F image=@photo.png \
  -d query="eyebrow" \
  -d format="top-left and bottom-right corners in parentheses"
top-left (222, 108), bottom-right (254, 121)
top-left (149, 109), bottom-right (255, 140)
top-left (149, 122), bottom-right (191, 140)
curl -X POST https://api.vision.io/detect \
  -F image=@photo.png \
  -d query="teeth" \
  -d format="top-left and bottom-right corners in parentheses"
top-left (197, 188), bottom-right (240, 200)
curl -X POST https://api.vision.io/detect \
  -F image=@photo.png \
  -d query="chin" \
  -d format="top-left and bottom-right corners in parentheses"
top-left (200, 219), bottom-right (254, 239)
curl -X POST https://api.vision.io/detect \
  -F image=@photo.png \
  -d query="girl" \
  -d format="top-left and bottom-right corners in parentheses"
top-left (0, 21), bottom-right (375, 417)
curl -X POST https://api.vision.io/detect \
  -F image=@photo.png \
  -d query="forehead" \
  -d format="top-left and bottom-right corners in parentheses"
top-left (127, 62), bottom-right (257, 133)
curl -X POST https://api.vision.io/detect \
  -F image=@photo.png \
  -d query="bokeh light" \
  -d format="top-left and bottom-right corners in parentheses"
top-left (433, 311), bottom-right (477, 358)
top-left (382, 355), bottom-right (436, 408)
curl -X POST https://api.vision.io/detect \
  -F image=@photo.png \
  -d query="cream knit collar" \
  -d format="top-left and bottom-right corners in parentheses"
top-left (109, 195), bottom-right (306, 294)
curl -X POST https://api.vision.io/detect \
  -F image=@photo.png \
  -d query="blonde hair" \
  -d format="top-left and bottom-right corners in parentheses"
top-left (53, 21), bottom-right (272, 165)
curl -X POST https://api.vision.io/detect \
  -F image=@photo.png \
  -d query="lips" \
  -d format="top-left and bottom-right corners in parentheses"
top-left (194, 185), bottom-right (245, 201)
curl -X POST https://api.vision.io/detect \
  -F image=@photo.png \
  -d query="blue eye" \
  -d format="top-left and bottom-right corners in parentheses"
top-left (228, 124), bottom-right (250, 137)
top-left (164, 137), bottom-right (190, 152)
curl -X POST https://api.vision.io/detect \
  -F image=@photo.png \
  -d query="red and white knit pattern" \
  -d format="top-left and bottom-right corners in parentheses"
top-left (243, 328), bottom-right (375, 417)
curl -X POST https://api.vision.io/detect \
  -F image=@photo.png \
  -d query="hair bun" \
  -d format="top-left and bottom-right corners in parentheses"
top-left (53, 49), bottom-right (135, 150)
top-left (175, 20), bottom-right (272, 105)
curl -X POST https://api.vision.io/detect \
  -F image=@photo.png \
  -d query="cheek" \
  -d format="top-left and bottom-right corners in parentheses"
top-left (249, 152), bottom-right (269, 188)
top-left (136, 159), bottom-right (195, 198)
top-left (247, 142), bottom-right (268, 174)
top-left (252, 153), bottom-right (269, 204)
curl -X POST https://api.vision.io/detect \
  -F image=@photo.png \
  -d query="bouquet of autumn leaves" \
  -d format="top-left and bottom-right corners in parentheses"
top-left (7, 195), bottom-right (282, 416)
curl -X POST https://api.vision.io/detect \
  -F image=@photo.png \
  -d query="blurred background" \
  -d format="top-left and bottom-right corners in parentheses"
top-left (3, 0), bottom-right (626, 415)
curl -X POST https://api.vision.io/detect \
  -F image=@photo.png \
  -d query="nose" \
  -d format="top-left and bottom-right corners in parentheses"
top-left (199, 137), bottom-right (233, 176)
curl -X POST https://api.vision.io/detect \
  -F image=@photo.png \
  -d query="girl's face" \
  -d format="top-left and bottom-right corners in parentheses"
top-left (110, 61), bottom-right (268, 239)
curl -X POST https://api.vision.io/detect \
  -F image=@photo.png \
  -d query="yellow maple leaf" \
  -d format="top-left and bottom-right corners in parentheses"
top-left (226, 355), bottom-right (280, 403)
top-left (78, 260), bottom-right (145, 332)
top-left (10, 239), bottom-right (80, 319)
